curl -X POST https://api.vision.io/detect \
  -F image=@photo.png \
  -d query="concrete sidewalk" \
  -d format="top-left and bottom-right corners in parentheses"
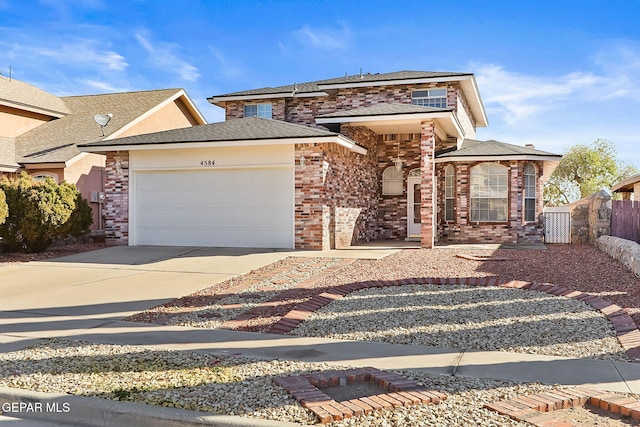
top-left (2, 321), bottom-right (640, 425)
top-left (59, 321), bottom-right (640, 394)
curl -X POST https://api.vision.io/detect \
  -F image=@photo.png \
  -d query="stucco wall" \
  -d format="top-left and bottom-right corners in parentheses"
top-left (117, 99), bottom-right (200, 139)
top-left (0, 105), bottom-right (51, 138)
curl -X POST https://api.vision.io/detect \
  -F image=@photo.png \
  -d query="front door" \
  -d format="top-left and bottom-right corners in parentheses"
top-left (407, 174), bottom-right (421, 238)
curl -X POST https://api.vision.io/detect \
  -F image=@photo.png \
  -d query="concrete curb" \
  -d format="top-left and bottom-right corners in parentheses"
top-left (0, 387), bottom-right (300, 427)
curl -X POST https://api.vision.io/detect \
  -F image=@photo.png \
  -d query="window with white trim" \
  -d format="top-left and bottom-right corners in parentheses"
top-left (524, 163), bottom-right (537, 222)
top-left (382, 166), bottom-right (403, 195)
top-left (31, 173), bottom-right (58, 183)
top-left (470, 163), bottom-right (508, 222)
top-left (244, 103), bottom-right (272, 118)
top-left (411, 88), bottom-right (447, 108)
top-left (445, 165), bottom-right (455, 221)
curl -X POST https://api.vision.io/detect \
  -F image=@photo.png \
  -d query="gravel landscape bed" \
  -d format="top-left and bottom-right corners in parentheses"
top-left (0, 338), bottom-right (585, 426)
top-left (135, 244), bottom-right (639, 361)
top-left (291, 284), bottom-right (628, 361)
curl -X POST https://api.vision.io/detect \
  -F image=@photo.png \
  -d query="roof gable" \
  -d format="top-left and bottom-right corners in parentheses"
top-left (15, 89), bottom-right (201, 164)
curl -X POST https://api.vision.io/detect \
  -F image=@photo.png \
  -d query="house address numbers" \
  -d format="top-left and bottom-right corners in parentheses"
top-left (200, 160), bottom-right (216, 166)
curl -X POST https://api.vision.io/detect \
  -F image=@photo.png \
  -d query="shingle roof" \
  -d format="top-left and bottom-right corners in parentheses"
top-left (0, 77), bottom-right (70, 117)
top-left (316, 103), bottom-right (450, 119)
top-left (79, 117), bottom-right (342, 148)
top-left (16, 88), bottom-right (183, 164)
top-left (211, 70), bottom-right (471, 98)
top-left (437, 139), bottom-right (561, 159)
top-left (0, 137), bottom-right (18, 169)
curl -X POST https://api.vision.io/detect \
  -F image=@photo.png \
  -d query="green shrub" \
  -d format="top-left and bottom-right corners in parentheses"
top-left (0, 173), bottom-right (92, 253)
top-left (0, 188), bottom-right (7, 225)
top-left (61, 193), bottom-right (93, 237)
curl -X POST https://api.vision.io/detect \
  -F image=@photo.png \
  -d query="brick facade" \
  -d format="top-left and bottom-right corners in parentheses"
top-left (436, 160), bottom-right (546, 244)
top-left (294, 126), bottom-right (379, 250)
top-left (103, 152), bottom-right (129, 245)
top-left (100, 74), bottom-right (550, 248)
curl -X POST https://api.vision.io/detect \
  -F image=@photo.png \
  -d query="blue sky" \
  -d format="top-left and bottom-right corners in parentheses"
top-left (2, 0), bottom-right (640, 167)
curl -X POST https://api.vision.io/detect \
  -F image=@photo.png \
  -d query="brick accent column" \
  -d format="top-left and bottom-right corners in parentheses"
top-left (294, 144), bottom-right (328, 250)
top-left (420, 121), bottom-right (435, 248)
top-left (104, 152), bottom-right (129, 245)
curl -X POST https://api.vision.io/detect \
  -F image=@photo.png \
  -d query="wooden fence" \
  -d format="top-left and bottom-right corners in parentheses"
top-left (611, 200), bottom-right (640, 243)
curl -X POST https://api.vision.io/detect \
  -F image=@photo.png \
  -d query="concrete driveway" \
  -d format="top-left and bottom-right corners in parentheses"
top-left (0, 246), bottom-right (289, 343)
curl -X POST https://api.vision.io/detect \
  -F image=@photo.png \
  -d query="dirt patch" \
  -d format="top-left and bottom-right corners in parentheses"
top-left (319, 382), bottom-right (387, 402)
top-left (0, 242), bottom-right (106, 266)
top-left (552, 404), bottom-right (640, 426)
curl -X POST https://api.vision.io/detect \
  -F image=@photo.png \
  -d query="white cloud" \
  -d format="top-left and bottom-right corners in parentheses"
top-left (474, 64), bottom-right (600, 125)
top-left (77, 78), bottom-right (126, 93)
top-left (135, 31), bottom-right (200, 82)
top-left (292, 23), bottom-right (351, 50)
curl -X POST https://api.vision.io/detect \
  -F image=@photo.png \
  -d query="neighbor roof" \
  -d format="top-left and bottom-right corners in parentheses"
top-left (79, 117), bottom-right (367, 155)
top-left (16, 89), bottom-right (191, 164)
top-left (611, 173), bottom-right (640, 193)
top-left (437, 139), bottom-right (561, 159)
top-left (0, 76), bottom-right (70, 117)
top-left (0, 137), bottom-right (18, 171)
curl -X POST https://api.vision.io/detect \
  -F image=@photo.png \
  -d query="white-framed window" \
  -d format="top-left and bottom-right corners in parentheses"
top-left (524, 163), bottom-right (537, 222)
top-left (382, 166), bottom-right (403, 195)
top-left (470, 163), bottom-right (508, 222)
top-left (31, 172), bottom-right (58, 183)
top-left (244, 103), bottom-right (272, 118)
top-left (411, 88), bottom-right (447, 108)
top-left (444, 165), bottom-right (455, 222)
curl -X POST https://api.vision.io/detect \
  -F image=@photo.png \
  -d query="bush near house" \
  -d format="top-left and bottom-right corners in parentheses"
top-left (0, 173), bottom-right (93, 253)
top-left (0, 189), bottom-right (7, 226)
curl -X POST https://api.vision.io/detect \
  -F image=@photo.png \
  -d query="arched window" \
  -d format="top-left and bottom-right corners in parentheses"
top-left (382, 166), bottom-right (403, 195)
top-left (31, 172), bottom-right (58, 183)
top-left (470, 163), bottom-right (508, 222)
top-left (524, 163), bottom-right (537, 222)
top-left (444, 165), bottom-right (455, 221)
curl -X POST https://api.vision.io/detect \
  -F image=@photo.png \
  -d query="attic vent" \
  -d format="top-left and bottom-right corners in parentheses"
top-left (524, 144), bottom-right (535, 148)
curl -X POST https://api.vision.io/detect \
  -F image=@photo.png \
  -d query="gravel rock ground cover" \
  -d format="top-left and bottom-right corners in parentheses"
top-left (291, 284), bottom-right (628, 361)
top-left (0, 338), bottom-right (588, 426)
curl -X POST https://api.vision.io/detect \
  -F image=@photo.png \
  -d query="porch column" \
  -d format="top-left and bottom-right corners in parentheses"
top-left (420, 121), bottom-right (435, 248)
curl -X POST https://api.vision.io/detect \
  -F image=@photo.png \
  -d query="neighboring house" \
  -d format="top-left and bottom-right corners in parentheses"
top-left (612, 174), bottom-right (640, 201)
top-left (0, 76), bottom-right (206, 230)
top-left (80, 70), bottom-right (562, 249)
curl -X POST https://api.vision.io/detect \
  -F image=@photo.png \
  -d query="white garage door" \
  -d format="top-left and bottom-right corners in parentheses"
top-left (132, 167), bottom-right (294, 248)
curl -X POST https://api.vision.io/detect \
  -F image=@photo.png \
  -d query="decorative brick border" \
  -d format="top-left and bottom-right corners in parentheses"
top-left (485, 387), bottom-right (640, 426)
top-left (266, 277), bottom-right (640, 361)
top-left (273, 367), bottom-right (446, 424)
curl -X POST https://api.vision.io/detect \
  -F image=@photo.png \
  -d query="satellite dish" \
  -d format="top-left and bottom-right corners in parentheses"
top-left (93, 113), bottom-right (113, 136)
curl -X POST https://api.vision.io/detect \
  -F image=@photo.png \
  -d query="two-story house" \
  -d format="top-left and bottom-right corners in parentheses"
top-left (80, 70), bottom-right (561, 249)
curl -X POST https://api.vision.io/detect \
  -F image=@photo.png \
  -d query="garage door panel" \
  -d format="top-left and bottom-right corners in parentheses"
top-left (133, 168), bottom-right (294, 248)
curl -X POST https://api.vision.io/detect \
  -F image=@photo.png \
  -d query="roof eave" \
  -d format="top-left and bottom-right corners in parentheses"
top-left (80, 134), bottom-right (367, 155)
top-left (611, 173), bottom-right (640, 193)
top-left (208, 91), bottom-right (329, 106)
top-left (0, 99), bottom-right (68, 118)
top-left (435, 154), bottom-right (562, 162)
top-left (316, 74), bottom-right (474, 90)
